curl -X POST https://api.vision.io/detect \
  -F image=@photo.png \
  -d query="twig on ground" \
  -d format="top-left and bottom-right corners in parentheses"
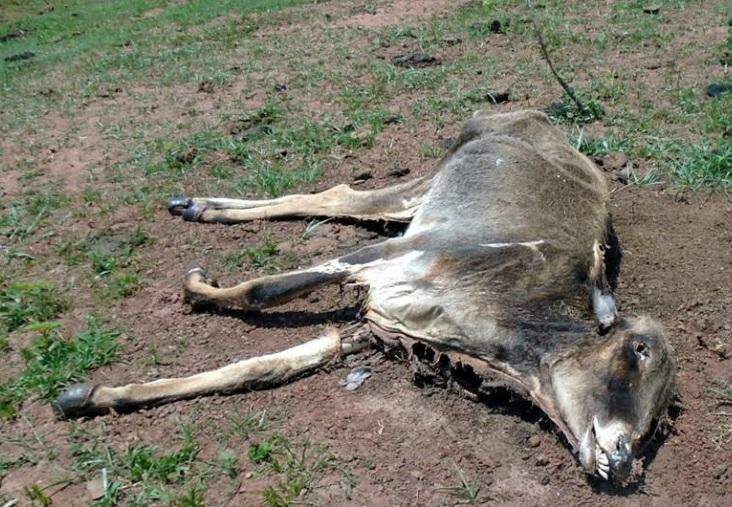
top-left (526, 0), bottom-right (592, 119)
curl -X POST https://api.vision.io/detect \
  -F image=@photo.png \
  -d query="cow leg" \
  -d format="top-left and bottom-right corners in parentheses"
top-left (184, 237), bottom-right (410, 311)
top-left (53, 328), bottom-right (369, 419)
top-left (167, 177), bottom-right (430, 224)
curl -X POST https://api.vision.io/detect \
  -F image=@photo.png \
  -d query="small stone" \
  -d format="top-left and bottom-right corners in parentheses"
top-left (442, 34), bottom-right (462, 45)
top-left (541, 475), bottom-right (550, 485)
top-left (274, 82), bottom-right (287, 92)
top-left (706, 83), bottom-right (732, 98)
top-left (339, 366), bottom-right (373, 391)
top-left (527, 435), bottom-right (541, 448)
top-left (388, 167), bottom-right (410, 178)
top-left (485, 90), bottom-right (510, 104)
top-left (174, 147), bottom-right (198, 165)
top-left (391, 52), bottom-right (440, 68)
top-left (197, 80), bottom-right (215, 93)
top-left (601, 151), bottom-right (629, 172)
top-left (440, 138), bottom-right (456, 150)
top-left (354, 170), bottom-right (373, 182)
top-left (410, 470), bottom-right (424, 480)
top-left (615, 165), bottom-right (634, 185)
top-left (535, 455), bottom-right (550, 466)
top-left (643, 5), bottom-right (660, 14)
top-left (86, 471), bottom-right (107, 500)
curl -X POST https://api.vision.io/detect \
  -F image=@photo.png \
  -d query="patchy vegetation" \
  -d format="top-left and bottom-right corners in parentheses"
top-left (0, 280), bottom-right (66, 334)
top-left (0, 318), bottom-right (119, 419)
top-left (0, 0), bottom-right (729, 504)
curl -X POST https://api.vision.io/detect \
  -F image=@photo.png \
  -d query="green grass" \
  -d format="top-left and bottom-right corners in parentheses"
top-left (572, 133), bottom-right (628, 158)
top-left (248, 434), bottom-right (354, 507)
top-left (84, 228), bottom-right (148, 276)
top-left (70, 425), bottom-right (207, 506)
top-left (0, 317), bottom-right (119, 418)
top-left (224, 239), bottom-right (298, 274)
top-left (0, 0), bottom-right (321, 132)
top-left (0, 189), bottom-right (67, 242)
top-left (713, 384), bottom-right (732, 404)
top-left (435, 463), bottom-right (482, 504)
top-left (227, 410), bottom-right (270, 440)
top-left (0, 280), bottom-right (67, 334)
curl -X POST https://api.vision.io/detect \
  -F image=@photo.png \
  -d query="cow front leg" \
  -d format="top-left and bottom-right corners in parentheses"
top-left (167, 177), bottom-right (430, 224)
top-left (53, 328), bottom-right (369, 419)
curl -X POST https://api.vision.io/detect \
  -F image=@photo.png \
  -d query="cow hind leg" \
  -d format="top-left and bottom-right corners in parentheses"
top-left (53, 328), bottom-right (369, 419)
top-left (184, 237), bottom-right (408, 311)
top-left (167, 177), bottom-right (430, 224)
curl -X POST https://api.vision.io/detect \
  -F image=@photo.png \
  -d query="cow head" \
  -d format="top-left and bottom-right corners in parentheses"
top-left (550, 317), bottom-right (676, 481)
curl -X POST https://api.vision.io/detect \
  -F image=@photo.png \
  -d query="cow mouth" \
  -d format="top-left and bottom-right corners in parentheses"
top-left (591, 418), bottom-right (612, 480)
top-left (579, 416), bottom-right (633, 482)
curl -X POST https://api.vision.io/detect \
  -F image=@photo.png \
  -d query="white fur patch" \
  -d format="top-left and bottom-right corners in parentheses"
top-left (592, 288), bottom-right (617, 326)
top-left (311, 251), bottom-right (424, 277)
top-left (480, 240), bottom-right (546, 260)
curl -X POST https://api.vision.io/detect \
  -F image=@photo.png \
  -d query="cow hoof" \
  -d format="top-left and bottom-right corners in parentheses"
top-left (184, 262), bottom-right (219, 309)
top-left (182, 202), bottom-right (206, 222)
top-left (53, 383), bottom-right (102, 419)
top-left (185, 262), bottom-right (219, 287)
top-left (167, 196), bottom-right (192, 216)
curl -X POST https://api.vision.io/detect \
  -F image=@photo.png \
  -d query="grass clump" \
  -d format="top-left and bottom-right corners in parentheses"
top-left (0, 190), bottom-right (66, 242)
top-left (248, 434), bottom-right (352, 507)
top-left (0, 280), bottom-right (67, 334)
top-left (0, 317), bottom-right (119, 418)
top-left (70, 425), bottom-right (204, 506)
top-left (673, 141), bottom-right (731, 189)
top-left (224, 240), bottom-right (298, 274)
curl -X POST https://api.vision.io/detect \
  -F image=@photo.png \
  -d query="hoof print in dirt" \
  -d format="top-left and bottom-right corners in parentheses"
top-left (391, 52), bottom-right (440, 68)
top-left (53, 383), bottom-right (103, 419)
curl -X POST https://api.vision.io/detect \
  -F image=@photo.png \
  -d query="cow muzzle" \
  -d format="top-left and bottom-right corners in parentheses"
top-left (579, 417), bottom-right (634, 481)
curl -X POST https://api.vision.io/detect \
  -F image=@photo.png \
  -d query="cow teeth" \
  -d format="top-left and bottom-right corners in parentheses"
top-left (596, 446), bottom-right (609, 466)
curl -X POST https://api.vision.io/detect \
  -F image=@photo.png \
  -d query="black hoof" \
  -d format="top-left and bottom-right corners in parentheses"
top-left (184, 262), bottom-right (219, 309)
top-left (53, 383), bottom-right (105, 419)
top-left (167, 196), bottom-right (192, 216)
top-left (182, 202), bottom-right (206, 222)
top-left (185, 262), bottom-right (218, 286)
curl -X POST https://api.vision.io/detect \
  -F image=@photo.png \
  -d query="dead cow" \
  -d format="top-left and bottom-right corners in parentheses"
top-left (55, 110), bottom-right (676, 482)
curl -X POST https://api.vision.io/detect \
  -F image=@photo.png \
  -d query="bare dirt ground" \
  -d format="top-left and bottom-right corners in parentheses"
top-left (1, 0), bottom-right (731, 505)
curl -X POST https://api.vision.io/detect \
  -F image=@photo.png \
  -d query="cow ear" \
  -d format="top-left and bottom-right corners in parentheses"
top-left (615, 318), bottom-right (631, 331)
